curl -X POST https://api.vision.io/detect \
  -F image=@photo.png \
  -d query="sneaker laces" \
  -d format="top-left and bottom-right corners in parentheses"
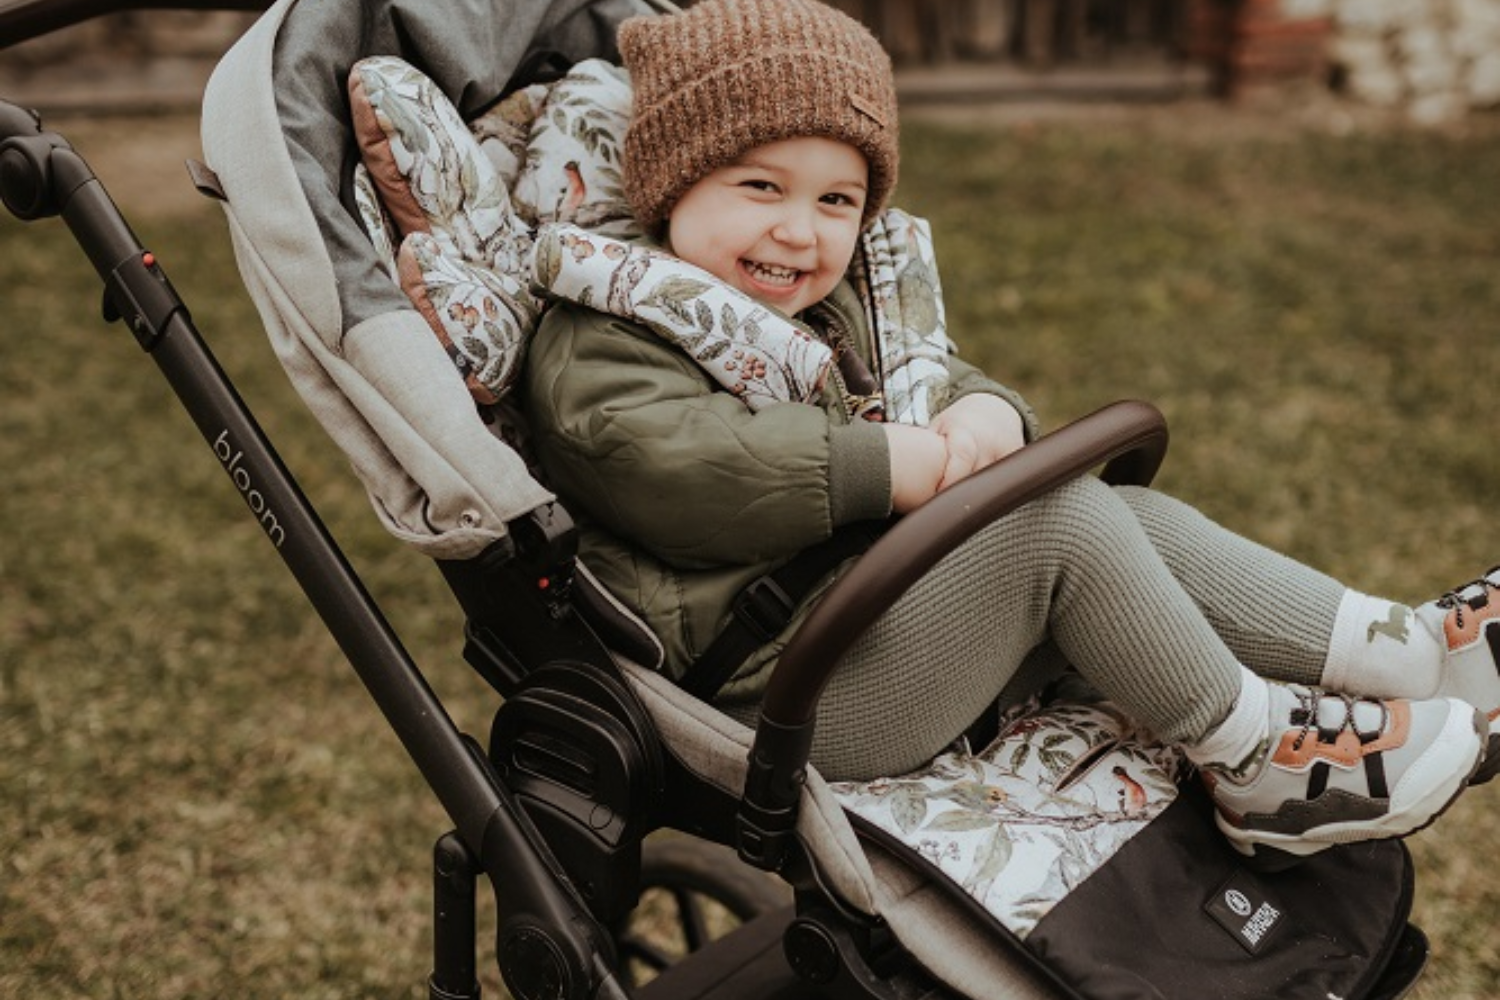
top-left (1290, 688), bottom-right (1385, 752)
top-left (1435, 565), bottom-right (1500, 629)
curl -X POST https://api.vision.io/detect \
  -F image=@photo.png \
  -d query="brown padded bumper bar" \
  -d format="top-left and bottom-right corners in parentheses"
top-left (735, 400), bottom-right (1169, 870)
top-left (764, 398), bottom-right (1169, 728)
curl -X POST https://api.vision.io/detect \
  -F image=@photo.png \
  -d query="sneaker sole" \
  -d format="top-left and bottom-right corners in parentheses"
top-left (1470, 730), bottom-right (1500, 786)
top-left (1219, 704), bottom-right (1487, 872)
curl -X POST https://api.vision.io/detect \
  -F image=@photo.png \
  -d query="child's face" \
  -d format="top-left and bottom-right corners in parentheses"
top-left (665, 137), bottom-right (868, 317)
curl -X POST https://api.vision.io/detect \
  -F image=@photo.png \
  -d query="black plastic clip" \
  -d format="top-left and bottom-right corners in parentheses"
top-left (731, 575), bottom-right (796, 643)
top-left (501, 503), bottom-right (579, 620)
top-left (737, 714), bottom-right (815, 871)
top-left (103, 250), bottom-right (186, 351)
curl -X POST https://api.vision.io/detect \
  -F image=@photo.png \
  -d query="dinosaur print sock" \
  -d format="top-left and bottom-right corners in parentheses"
top-left (1322, 590), bottom-right (1443, 699)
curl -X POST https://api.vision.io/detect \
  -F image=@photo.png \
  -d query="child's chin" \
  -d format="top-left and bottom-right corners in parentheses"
top-left (741, 277), bottom-right (825, 316)
top-left (751, 293), bottom-right (807, 318)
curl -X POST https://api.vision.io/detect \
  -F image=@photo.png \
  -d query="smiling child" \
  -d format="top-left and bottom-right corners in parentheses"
top-left (522, 0), bottom-right (1497, 868)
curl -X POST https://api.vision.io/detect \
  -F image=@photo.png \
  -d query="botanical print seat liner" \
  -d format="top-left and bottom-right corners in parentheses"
top-left (347, 55), bottom-right (954, 425)
top-left (829, 697), bottom-right (1188, 940)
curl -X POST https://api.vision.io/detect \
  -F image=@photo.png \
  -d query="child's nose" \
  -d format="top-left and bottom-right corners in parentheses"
top-left (771, 207), bottom-right (817, 247)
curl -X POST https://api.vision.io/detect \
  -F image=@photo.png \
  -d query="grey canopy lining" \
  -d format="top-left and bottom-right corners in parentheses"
top-left (270, 0), bottom-right (652, 335)
top-left (195, 0), bottom-right (656, 555)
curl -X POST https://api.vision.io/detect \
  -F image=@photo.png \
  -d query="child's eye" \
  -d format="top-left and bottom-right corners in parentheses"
top-left (740, 179), bottom-right (779, 194)
top-left (821, 192), bottom-right (861, 209)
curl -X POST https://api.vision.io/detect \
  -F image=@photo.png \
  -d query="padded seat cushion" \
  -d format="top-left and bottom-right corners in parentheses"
top-left (347, 55), bottom-right (637, 404)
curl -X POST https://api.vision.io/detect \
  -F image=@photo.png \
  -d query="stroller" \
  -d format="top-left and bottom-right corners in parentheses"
top-left (0, 1), bottom-right (1436, 998)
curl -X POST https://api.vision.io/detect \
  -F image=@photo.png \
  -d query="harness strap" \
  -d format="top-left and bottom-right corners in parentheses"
top-left (678, 521), bottom-right (885, 701)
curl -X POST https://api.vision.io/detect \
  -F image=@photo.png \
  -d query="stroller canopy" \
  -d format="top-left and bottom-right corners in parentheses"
top-left (202, 0), bottom-right (651, 559)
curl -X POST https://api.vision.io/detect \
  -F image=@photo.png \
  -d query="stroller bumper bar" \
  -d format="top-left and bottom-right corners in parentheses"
top-left (739, 400), bottom-right (1170, 871)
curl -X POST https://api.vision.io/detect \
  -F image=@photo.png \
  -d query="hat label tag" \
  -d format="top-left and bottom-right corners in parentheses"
top-left (849, 92), bottom-right (886, 128)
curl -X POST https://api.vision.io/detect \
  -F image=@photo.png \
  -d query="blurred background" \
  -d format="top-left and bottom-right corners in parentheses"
top-left (5, 1), bottom-right (1500, 122)
top-left (2, 1), bottom-right (1499, 998)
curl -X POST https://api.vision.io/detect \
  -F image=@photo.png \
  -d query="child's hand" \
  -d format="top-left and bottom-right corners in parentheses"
top-left (929, 394), bottom-right (1026, 490)
top-left (883, 423), bottom-right (947, 513)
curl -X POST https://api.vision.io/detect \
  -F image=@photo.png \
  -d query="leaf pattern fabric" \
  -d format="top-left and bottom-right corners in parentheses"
top-left (352, 162), bottom-right (399, 280)
top-left (349, 56), bottom-right (635, 405)
top-left (533, 224), bottom-right (834, 410)
top-left (348, 55), bottom-right (955, 424)
top-left (397, 232), bottom-right (537, 404)
top-left (857, 210), bottom-right (954, 427)
top-left (351, 56), bottom-right (531, 274)
top-left (830, 698), bottom-right (1188, 940)
top-left (512, 60), bottom-right (639, 239)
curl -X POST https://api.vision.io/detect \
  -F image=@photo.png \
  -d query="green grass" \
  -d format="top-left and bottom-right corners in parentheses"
top-left (3, 110), bottom-right (1499, 997)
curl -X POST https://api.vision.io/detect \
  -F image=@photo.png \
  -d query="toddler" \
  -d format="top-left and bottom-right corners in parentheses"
top-left (522, 0), bottom-right (1499, 866)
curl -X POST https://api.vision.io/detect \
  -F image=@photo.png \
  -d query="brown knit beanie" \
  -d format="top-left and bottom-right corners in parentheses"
top-left (619, 0), bottom-right (899, 232)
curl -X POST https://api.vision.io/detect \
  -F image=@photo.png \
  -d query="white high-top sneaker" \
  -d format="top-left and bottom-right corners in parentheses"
top-left (1423, 566), bottom-right (1500, 785)
top-left (1202, 684), bottom-right (1485, 870)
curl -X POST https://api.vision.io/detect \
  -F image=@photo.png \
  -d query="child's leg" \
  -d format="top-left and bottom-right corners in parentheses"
top-left (775, 476), bottom-right (1482, 867)
top-left (1118, 486), bottom-right (1500, 780)
top-left (1114, 484), bottom-right (1343, 687)
top-left (787, 475), bottom-right (1241, 781)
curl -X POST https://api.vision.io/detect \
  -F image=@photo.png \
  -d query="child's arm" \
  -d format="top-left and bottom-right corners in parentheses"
top-left (525, 305), bottom-right (893, 566)
top-left (928, 393), bottom-right (1027, 491)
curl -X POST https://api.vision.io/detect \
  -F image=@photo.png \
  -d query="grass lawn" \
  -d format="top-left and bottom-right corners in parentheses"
top-left (2, 106), bottom-right (1499, 998)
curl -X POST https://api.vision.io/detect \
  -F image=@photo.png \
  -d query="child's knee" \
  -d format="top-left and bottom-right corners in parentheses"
top-left (1032, 476), bottom-right (1139, 544)
top-left (1115, 483), bottom-right (1200, 536)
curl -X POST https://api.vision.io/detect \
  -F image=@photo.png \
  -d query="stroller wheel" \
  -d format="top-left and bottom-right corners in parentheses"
top-left (615, 836), bottom-right (790, 989)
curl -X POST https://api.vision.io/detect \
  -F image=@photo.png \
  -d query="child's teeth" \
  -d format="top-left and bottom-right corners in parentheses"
top-left (748, 261), bottom-right (798, 284)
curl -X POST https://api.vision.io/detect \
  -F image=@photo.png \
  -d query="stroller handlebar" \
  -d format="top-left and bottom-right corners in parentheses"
top-left (739, 399), bottom-right (1170, 870)
top-left (0, 99), bottom-right (188, 341)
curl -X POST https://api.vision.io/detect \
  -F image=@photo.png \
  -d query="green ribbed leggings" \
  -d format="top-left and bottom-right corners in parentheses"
top-left (737, 478), bottom-right (1346, 782)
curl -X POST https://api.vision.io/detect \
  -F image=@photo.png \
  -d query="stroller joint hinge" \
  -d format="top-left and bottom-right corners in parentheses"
top-left (503, 503), bottom-right (580, 620)
top-left (736, 800), bottom-right (799, 872)
top-left (429, 831), bottom-right (482, 1000)
top-left (738, 714), bottom-right (815, 871)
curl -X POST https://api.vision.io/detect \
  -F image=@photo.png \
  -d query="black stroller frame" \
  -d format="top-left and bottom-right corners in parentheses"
top-left (2, 3), bottom-right (1201, 998)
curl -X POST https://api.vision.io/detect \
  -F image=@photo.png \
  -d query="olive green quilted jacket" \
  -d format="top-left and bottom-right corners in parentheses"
top-left (523, 278), bottom-right (1039, 699)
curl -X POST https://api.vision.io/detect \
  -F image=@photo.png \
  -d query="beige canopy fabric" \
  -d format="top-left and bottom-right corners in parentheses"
top-left (201, 0), bottom-right (650, 559)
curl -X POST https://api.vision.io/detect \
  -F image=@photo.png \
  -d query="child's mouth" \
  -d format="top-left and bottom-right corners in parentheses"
top-left (741, 259), bottom-right (804, 289)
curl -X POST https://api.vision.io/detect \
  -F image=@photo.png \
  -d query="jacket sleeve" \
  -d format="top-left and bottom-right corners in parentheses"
top-left (524, 302), bottom-right (893, 569)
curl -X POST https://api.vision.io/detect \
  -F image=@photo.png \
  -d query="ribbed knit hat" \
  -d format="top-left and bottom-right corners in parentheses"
top-left (619, 0), bottom-right (899, 232)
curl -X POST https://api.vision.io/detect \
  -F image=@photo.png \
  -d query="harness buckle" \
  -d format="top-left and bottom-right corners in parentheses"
top-left (732, 575), bottom-right (796, 643)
